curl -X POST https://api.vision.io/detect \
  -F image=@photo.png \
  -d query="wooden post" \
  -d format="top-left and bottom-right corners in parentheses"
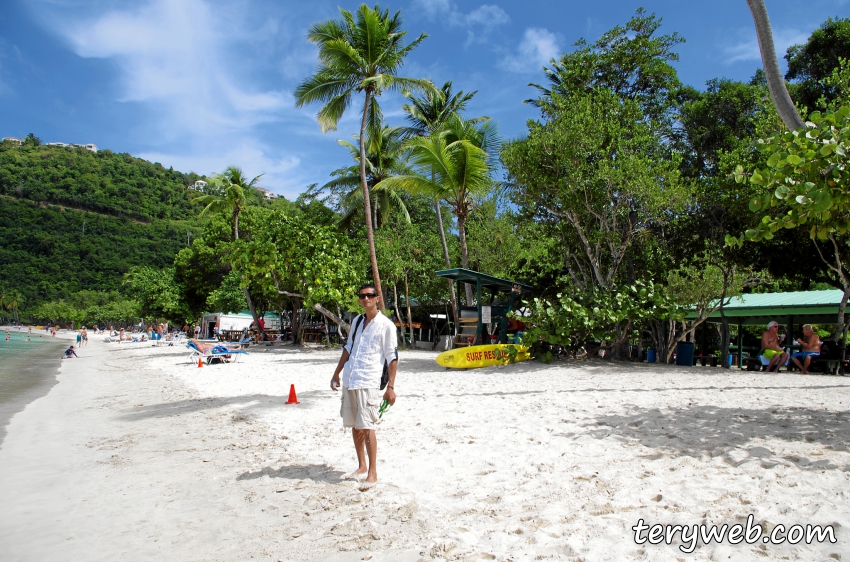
top-left (737, 322), bottom-right (744, 368)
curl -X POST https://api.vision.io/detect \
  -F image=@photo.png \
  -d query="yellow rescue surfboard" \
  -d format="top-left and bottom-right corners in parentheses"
top-left (436, 344), bottom-right (531, 369)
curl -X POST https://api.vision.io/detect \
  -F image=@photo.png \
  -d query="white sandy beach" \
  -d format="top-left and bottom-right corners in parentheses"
top-left (1, 336), bottom-right (850, 561)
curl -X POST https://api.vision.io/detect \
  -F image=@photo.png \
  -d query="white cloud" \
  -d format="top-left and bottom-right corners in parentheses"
top-left (722, 27), bottom-right (810, 65)
top-left (502, 28), bottom-right (561, 74)
top-left (139, 143), bottom-right (303, 193)
top-left (58, 0), bottom-right (290, 133)
top-left (25, 0), bottom-right (315, 195)
top-left (413, 0), bottom-right (452, 19)
top-left (412, 1), bottom-right (510, 45)
top-left (461, 5), bottom-right (510, 46)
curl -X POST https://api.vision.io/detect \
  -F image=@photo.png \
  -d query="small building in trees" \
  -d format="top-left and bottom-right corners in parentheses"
top-left (255, 187), bottom-right (276, 200)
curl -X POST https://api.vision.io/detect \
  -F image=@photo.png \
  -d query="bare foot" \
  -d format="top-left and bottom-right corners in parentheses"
top-left (359, 478), bottom-right (378, 491)
top-left (341, 468), bottom-right (368, 481)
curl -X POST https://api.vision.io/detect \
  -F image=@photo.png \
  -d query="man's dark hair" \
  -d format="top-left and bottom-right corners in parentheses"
top-left (359, 283), bottom-right (377, 292)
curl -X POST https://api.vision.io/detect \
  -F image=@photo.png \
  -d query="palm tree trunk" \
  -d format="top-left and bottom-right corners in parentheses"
top-left (359, 89), bottom-right (385, 310)
top-left (404, 270), bottom-right (413, 346)
top-left (234, 210), bottom-right (264, 338)
top-left (745, 0), bottom-right (805, 131)
top-left (393, 283), bottom-right (404, 345)
top-left (435, 199), bottom-right (460, 333)
top-left (457, 212), bottom-right (474, 305)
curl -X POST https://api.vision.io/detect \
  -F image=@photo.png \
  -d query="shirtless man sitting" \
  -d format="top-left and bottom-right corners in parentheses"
top-left (762, 321), bottom-right (789, 372)
top-left (791, 324), bottom-right (821, 374)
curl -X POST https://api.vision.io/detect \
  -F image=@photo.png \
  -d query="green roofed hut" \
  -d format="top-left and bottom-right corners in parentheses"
top-left (435, 268), bottom-right (533, 346)
top-left (687, 290), bottom-right (846, 368)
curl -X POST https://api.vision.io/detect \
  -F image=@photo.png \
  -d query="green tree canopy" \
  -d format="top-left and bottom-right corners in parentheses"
top-left (786, 17), bottom-right (850, 112)
top-left (295, 3), bottom-right (435, 309)
top-left (503, 88), bottom-right (686, 292)
top-left (527, 8), bottom-right (683, 129)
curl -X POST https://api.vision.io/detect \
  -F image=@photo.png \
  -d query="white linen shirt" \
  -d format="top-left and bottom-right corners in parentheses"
top-left (343, 312), bottom-right (398, 390)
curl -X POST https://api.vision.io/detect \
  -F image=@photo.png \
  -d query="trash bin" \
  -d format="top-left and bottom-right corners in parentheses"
top-left (675, 342), bottom-right (695, 366)
top-left (647, 349), bottom-right (657, 363)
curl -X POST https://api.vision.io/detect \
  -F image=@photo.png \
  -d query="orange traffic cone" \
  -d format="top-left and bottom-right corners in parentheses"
top-left (285, 384), bottom-right (300, 404)
top-left (198, 358), bottom-right (203, 368)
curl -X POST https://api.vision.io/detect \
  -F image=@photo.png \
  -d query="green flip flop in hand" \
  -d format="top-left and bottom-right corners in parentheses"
top-left (378, 398), bottom-right (391, 418)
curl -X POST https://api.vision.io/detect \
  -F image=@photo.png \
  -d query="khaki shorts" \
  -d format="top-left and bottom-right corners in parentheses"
top-left (340, 387), bottom-right (382, 430)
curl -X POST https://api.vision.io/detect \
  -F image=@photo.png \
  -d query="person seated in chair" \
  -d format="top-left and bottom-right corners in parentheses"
top-left (762, 321), bottom-right (789, 372)
top-left (791, 324), bottom-right (821, 374)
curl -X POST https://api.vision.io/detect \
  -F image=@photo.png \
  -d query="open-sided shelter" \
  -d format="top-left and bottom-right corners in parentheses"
top-left (435, 268), bottom-right (533, 346)
top-left (689, 290), bottom-right (845, 367)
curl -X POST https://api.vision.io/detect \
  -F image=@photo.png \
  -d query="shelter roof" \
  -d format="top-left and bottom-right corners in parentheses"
top-left (693, 290), bottom-right (845, 326)
top-left (435, 268), bottom-right (533, 293)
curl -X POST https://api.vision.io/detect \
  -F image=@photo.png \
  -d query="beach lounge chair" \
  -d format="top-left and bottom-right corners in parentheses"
top-left (187, 340), bottom-right (248, 364)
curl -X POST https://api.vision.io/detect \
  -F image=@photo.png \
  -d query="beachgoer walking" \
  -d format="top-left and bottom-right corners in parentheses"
top-left (330, 284), bottom-right (398, 491)
top-left (791, 324), bottom-right (821, 374)
top-left (762, 321), bottom-right (789, 372)
top-left (81, 327), bottom-right (88, 347)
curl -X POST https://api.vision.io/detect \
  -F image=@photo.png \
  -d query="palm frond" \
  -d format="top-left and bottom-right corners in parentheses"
top-left (317, 93), bottom-right (352, 132)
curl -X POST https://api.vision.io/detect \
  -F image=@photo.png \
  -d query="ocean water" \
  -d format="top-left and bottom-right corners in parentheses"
top-left (0, 330), bottom-right (65, 447)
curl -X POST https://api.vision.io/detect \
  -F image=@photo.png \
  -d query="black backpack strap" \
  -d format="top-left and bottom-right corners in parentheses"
top-left (349, 314), bottom-right (364, 349)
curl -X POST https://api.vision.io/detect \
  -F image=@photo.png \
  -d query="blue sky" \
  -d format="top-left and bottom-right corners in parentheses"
top-left (0, 0), bottom-right (846, 198)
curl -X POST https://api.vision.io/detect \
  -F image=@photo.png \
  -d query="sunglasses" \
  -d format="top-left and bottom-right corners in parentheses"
top-left (358, 292), bottom-right (379, 299)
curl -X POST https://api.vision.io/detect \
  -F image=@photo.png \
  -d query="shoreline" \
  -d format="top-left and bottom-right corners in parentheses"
top-left (1, 338), bottom-right (849, 560)
top-left (0, 327), bottom-right (71, 446)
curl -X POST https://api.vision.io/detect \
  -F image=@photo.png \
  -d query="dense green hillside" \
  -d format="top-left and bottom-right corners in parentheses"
top-left (0, 142), bottom-right (202, 221)
top-left (0, 142), bottom-right (205, 307)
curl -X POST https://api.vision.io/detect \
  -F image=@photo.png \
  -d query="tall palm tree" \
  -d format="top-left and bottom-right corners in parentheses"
top-left (379, 115), bottom-right (499, 305)
top-left (3, 289), bottom-right (22, 323)
top-left (324, 126), bottom-right (411, 231)
top-left (745, 0), bottom-right (804, 131)
top-left (295, 4), bottom-right (434, 309)
top-left (191, 166), bottom-right (266, 333)
top-left (401, 81), bottom-right (482, 317)
top-left (193, 166), bottom-right (262, 241)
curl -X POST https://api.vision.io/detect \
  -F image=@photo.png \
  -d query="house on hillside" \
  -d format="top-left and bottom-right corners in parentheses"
top-left (189, 180), bottom-right (208, 191)
top-left (2, 137), bottom-right (24, 146)
top-left (255, 187), bottom-right (276, 200)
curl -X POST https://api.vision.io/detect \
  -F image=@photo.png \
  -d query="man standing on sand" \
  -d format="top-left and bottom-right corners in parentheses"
top-left (791, 324), bottom-right (821, 374)
top-left (330, 283), bottom-right (398, 491)
top-left (762, 321), bottom-right (789, 372)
